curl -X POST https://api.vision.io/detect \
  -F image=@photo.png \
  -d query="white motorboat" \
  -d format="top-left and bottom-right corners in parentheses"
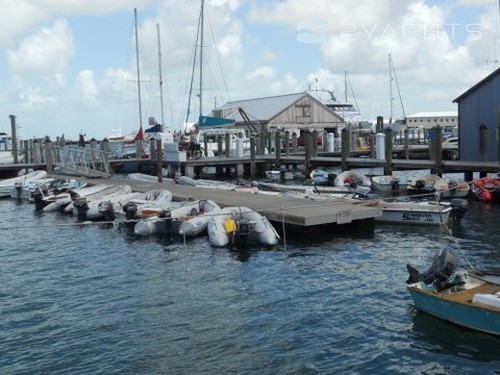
top-left (207, 206), bottom-right (280, 247)
top-left (9, 177), bottom-right (57, 200)
top-left (373, 197), bottom-right (469, 225)
top-left (0, 170), bottom-right (47, 198)
top-left (371, 175), bottom-right (408, 193)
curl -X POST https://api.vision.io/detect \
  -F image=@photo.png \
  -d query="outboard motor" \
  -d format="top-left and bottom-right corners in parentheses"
top-left (391, 178), bottom-right (400, 191)
top-left (352, 185), bottom-right (371, 199)
top-left (406, 246), bottom-right (460, 288)
top-left (449, 198), bottom-right (469, 224)
top-left (73, 197), bottom-right (89, 221)
top-left (415, 179), bottom-right (425, 191)
top-left (32, 191), bottom-right (45, 211)
top-left (14, 181), bottom-right (23, 201)
top-left (123, 202), bottom-right (138, 221)
top-left (98, 201), bottom-right (115, 222)
top-left (235, 219), bottom-right (251, 246)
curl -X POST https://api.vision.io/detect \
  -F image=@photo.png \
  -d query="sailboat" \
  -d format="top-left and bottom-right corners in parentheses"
top-left (185, 0), bottom-right (234, 134)
top-left (113, 9), bottom-right (172, 162)
top-left (386, 54), bottom-right (406, 132)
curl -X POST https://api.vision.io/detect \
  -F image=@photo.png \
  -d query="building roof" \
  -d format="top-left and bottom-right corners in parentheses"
top-left (406, 111), bottom-right (457, 118)
top-left (220, 92), bottom-right (308, 121)
top-left (453, 66), bottom-right (500, 103)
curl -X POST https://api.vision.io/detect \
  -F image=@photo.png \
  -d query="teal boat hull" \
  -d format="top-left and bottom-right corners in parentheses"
top-left (408, 287), bottom-right (500, 336)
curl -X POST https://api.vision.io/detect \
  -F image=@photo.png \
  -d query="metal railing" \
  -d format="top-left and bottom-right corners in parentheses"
top-left (48, 144), bottom-right (111, 177)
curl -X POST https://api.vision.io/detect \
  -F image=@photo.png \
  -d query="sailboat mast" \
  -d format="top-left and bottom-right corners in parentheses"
top-left (134, 8), bottom-right (143, 129)
top-left (389, 53), bottom-right (393, 123)
top-left (344, 70), bottom-right (348, 103)
top-left (199, 0), bottom-right (204, 121)
top-left (157, 23), bottom-right (165, 129)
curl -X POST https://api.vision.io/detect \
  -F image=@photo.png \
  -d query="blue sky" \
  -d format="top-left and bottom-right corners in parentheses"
top-left (0, 0), bottom-right (498, 140)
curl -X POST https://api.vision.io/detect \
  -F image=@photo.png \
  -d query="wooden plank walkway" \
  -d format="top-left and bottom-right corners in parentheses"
top-left (49, 173), bottom-right (382, 227)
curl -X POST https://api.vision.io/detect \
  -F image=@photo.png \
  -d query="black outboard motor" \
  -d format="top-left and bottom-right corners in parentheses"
top-left (391, 178), bottom-right (400, 191)
top-left (406, 247), bottom-right (459, 288)
top-left (123, 202), bottom-right (138, 221)
top-left (449, 198), bottom-right (468, 224)
top-left (32, 191), bottom-right (45, 211)
top-left (415, 179), bottom-right (425, 191)
top-left (98, 201), bottom-right (115, 222)
top-left (234, 219), bottom-right (251, 246)
top-left (14, 181), bottom-right (23, 201)
top-left (73, 197), bottom-right (89, 221)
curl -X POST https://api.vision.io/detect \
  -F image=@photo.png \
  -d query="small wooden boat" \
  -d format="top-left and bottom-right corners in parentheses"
top-left (406, 246), bottom-right (500, 336)
top-left (471, 176), bottom-right (500, 202)
top-left (334, 170), bottom-right (371, 188)
top-left (207, 206), bottom-right (280, 247)
top-left (371, 175), bottom-right (408, 193)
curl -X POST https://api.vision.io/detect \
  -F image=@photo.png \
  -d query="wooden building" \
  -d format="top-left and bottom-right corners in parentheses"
top-left (216, 92), bottom-right (344, 135)
top-left (453, 67), bottom-right (500, 162)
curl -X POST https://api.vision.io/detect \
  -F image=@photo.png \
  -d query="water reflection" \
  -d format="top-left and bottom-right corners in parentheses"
top-left (410, 309), bottom-right (500, 363)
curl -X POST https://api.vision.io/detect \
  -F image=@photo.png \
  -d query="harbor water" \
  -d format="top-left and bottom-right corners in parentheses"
top-left (0, 174), bottom-right (499, 374)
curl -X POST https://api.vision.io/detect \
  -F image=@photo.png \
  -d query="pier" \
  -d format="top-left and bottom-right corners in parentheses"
top-left (49, 173), bottom-right (382, 236)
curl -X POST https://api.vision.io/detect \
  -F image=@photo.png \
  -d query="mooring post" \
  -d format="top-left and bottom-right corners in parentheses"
top-left (404, 127), bottom-right (410, 159)
top-left (341, 128), bottom-right (350, 171)
top-left (312, 130), bottom-right (318, 157)
top-left (250, 136), bottom-right (256, 180)
top-left (44, 138), bottom-right (53, 173)
top-left (101, 138), bottom-right (110, 173)
top-left (274, 129), bottom-right (281, 169)
top-left (156, 139), bottom-right (163, 182)
top-left (33, 139), bottom-right (41, 164)
top-left (284, 130), bottom-right (290, 156)
top-left (225, 133), bottom-right (231, 157)
top-left (304, 129), bottom-right (312, 174)
top-left (384, 128), bottom-right (393, 175)
top-left (479, 123), bottom-right (488, 178)
top-left (291, 132), bottom-right (298, 152)
top-left (9, 115), bottom-right (18, 164)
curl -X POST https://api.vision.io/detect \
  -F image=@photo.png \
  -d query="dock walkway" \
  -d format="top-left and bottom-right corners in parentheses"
top-left (50, 174), bottom-right (381, 228)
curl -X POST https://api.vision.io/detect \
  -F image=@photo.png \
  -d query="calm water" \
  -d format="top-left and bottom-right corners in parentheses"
top-left (1, 173), bottom-right (499, 374)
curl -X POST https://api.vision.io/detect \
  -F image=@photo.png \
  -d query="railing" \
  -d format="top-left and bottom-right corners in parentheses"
top-left (48, 144), bottom-right (111, 177)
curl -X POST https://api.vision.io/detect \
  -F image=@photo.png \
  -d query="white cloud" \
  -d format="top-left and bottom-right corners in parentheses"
top-left (7, 19), bottom-right (75, 74)
top-left (75, 69), bottom-right (99, 104)
top-left (18, 86), bottom-right (56, 110)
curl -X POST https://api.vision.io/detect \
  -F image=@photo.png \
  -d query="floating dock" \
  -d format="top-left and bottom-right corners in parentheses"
top-left (50, 174), bottom-right (382, 230)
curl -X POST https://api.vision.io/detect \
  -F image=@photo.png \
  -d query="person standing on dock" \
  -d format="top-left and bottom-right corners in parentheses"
top-left (78, 130), bottom-right (86, 147)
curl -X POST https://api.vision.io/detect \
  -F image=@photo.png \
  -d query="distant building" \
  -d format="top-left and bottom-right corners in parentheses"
top-left (405, 111), bottom-right (458, 131)
top-left (453, 67), bottom-right (500, 162)
top-left (218, 92), bottom-right (344, 135)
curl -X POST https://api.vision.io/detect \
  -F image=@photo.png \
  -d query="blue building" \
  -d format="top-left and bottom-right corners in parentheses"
top-left (453, 67), bottom-right (500, 162)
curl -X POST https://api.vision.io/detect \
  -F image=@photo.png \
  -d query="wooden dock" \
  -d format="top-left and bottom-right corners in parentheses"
top-left (49, 174), bottom-right (382, 230)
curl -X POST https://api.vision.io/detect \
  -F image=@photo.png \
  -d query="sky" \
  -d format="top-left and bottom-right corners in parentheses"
top-left (1, 0), bottom-right (499, 141)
